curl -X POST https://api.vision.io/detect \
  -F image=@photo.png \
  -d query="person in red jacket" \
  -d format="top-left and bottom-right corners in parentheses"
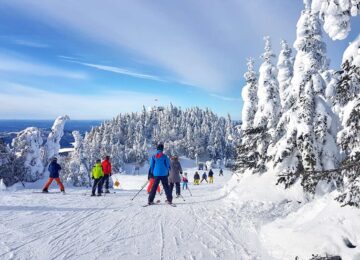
top-left (101, 155), bottom-right (112, 193)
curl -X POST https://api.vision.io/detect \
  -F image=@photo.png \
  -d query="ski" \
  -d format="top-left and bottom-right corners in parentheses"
top-left (32, 191), bottom-right (63, 194)
top-left (142, 202), bottom-right (176, 207)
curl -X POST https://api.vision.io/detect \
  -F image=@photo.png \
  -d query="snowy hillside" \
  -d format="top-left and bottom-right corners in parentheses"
top-left (1, 162), bottom-right (360, 259)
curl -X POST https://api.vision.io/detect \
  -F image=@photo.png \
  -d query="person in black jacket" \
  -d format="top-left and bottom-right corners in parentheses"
top-left (194, 171), bottom-right (200, 185)
top-left (208, 169), bottom-right (214, 183)
top-left (200, 172), bottom-right (208, 183)
top-left (219, 168), bottom-right (224, 176)
top-left (42, 157), bottom-right (65, 193)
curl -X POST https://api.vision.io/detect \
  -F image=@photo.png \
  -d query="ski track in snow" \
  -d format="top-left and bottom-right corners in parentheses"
top-left (0, 169), bottom-right (292, 260)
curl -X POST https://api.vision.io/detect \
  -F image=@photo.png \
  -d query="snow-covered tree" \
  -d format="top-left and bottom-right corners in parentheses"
top-left (62, 131), bottom-right (90, 187)
top-left (241, 57), bottom-right (258, 131)
top-left (277, 40), bottom-right (294, 110)
top-left (0, 139), bottom-right (15, 186)
top-left (254, 36), bottom-right (280, 131)
top-left (251, 36), bottom-right (280, 172)
top-left (272, 1), bottom-right (339, 189)
top-left (335, 36), bottom-right (360, 206)
top-left (42, 115), bottom-right (70, 164)
top-left (311, 0), bottom-right (360, 40)
top-left (11, 127), bottom-right (44, 182)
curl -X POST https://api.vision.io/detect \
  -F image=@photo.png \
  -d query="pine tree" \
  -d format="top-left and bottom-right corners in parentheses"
top-left (335, 37), bottom-right (360, 206)
top-left (62, 131), bottom-right (90, 187)
top-left (11, 127), bottom-right (44, 182)
top-left (273, 1), bottom-right (339, 189)
top-left (277, 40), bottom-right (294, 110)
top-left (241, 58), bottom-right (258, 131)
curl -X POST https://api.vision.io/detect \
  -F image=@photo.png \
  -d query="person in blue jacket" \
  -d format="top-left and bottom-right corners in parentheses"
top-left (148, 143), bottom-right (173, 205)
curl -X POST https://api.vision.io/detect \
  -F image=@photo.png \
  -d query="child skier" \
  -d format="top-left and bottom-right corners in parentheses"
top-left (219, 168), bottom-right (224, 176)
top-left (42, 157), bottom-right (65, 193)
top-left (182, 172), bottom-right (189, 190)
top-left (147, 168), bottom-right (161, 194)
top-left (91, 159), bottom-right (104, 196)
top-left (201, 172), bottom-right (208, 183)
top-left (101, 156), bottom-right (112, 193)
top-left (208, 169), bottom-right (214, 183)
top-left (193, 171), bottom-right (200, 185)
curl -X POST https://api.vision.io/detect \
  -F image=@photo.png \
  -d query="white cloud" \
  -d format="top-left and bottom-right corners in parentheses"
top-left (0, 83), bottom-right (174, 119)
top-left (0, 53), bottom-right (87, 80)
top-left (210, 93), bottom-right (241, 102)
top-left (13, 39), bottom-right (49, 48)
top-left (3, 0), bottom-right (301, 92)
top-left (72, 61), bottom-right (165, 82)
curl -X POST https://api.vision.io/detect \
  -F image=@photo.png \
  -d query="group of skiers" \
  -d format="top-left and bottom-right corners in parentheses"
top-left (90, 155), bottom-right (112, 196)
top-left (42, 155), bottom-right (112, 196)
top-left (193, 168), bottom-right (223, 185)
top-left (41, 143), bottom-right (225, 205)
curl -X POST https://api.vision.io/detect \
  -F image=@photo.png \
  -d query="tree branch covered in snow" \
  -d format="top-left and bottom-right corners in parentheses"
top-left (312, 0), bottom-right (360, 40)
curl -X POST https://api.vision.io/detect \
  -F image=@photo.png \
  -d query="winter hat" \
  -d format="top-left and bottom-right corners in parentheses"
top-left (96, 159), bottom-right (101, 163)
top-left (105, 155), bottom-right (110, 160)
top-left (52, 157), bottom-right (57, 162)
top-left (157, 143), bottom-right (164, 151)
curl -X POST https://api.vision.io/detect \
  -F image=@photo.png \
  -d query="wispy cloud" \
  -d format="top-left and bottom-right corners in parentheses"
top-left (71, 61), bottom-right (165, 82)
top-left (0, 82), bottom-right (174, 119)
top-left (0, 53), bottom-right (88, 80)
top-left (210, 93), bottom-right (241, 102)
top-left (13, 39), bottom-right (49, 48)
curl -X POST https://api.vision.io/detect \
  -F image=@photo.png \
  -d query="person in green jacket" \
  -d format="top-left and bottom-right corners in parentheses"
top-left (91, 159), bottom-right (104, 196)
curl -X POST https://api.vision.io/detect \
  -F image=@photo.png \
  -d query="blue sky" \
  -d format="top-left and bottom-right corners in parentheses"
top-left (0, 0), bottom-right (359, 120)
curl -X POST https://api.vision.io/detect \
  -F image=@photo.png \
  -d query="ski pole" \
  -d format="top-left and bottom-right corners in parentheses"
top-left (179, 194), bottom-right (186, 202)
top-left (187, 185), bottom-right (192, 196)
top-left (131, 180), bottom-right (149, 201)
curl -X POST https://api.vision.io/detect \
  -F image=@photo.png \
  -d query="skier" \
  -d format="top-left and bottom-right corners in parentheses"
top-left (101, 155), bottom-right (112, 193)
top-left (91, 159), bottom-right (104, 196)
top-left (208, 169), bottom-right (214, 183)
top-left (148, 144), bottom-right (173, 205)
top-left (219, 168), bottom-right (224, 176)
top-left (193, 171), bottom-right (200, 185)
top-left (42, 157), bottom-right (65, 193)
top-left (168, 155), bottom-right (183, 198)
top-left (147, 168), bottom-right (161, 194)
top-left (182, 172), bottom-right (189, 190)
top-left (201, 172), bottom-right (208, 183)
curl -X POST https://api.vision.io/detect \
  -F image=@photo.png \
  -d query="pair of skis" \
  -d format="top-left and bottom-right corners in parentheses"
top-left (142, 200), bottom-right (177, 207)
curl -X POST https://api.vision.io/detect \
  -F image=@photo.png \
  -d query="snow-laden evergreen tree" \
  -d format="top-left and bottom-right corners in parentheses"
top-left (241, 57), bottom-right (258, 131)
top-left (277, 40), bottom-right (294, 110)
top-left (250, 36), bottom-right (280, 172)
top-left (254, 36), bottom-right (280, 131)
top-left (311, 0), bottom-right (360, 40)
top-left (272, 1), bottom-right (339, 190)
top-left (235, 58), bottom-right (260, 173)
top-left (0, 139), bottom-right (15, 186)
top-left (11, 127), bottom-right (44, 182)
top-left (42, 115), bottom-right (69, 172)
top-left (335, 36), bottom-right (360, 206)
top-left (62, 131), bottom-right (90, 187)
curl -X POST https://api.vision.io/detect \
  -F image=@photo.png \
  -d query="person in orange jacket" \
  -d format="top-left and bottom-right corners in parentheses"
top-left (101, 155), bottom-right (112, 193)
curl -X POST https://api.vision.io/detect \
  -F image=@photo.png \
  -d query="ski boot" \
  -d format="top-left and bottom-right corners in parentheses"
top-left (42, 188), bottom-right (48, 193)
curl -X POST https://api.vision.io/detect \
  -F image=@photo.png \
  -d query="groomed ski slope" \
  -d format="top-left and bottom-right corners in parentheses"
top-left (1, 161), bottom-right (360, 259)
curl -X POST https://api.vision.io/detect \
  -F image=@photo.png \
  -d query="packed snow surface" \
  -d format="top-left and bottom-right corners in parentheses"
top-left (1, 164), bottom-right (360, 259)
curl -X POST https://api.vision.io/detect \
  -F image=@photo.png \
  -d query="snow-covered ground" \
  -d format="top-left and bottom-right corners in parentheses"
top-left (1, 164), bottom-right (360, 259)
